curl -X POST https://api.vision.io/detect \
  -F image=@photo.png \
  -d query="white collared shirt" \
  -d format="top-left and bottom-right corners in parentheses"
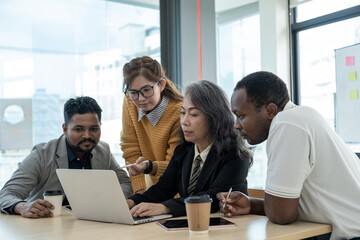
top-left (189, 143), bottom-right (213, 177)
top-left (265, 101), bottom-right (360, 239)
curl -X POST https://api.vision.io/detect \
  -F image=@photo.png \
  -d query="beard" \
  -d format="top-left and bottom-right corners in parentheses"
top-left (68, 138), bottom-right (97, 153)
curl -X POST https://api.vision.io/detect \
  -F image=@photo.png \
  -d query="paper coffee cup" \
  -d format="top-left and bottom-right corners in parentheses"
top-left (43, 190), bottom-right (63, 216)
top-left (184, 195), bottom-right (213, 234)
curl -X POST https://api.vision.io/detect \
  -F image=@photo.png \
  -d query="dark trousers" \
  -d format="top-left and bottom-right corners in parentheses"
top-left (302, 233), bottom-right (331, 240)
top-left (303, 234), bottom-right (360, 240)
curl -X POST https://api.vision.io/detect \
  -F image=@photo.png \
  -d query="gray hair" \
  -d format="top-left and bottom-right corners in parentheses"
top-left (184, 80), bottom-right (252, 162)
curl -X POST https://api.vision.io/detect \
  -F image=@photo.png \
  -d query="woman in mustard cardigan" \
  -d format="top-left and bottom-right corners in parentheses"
top-left (121, 56), bottom-right (183, 194)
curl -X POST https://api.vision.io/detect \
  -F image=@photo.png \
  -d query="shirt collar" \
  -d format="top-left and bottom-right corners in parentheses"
top-left (138, 96), bottom-right (169, 126)
top-left (283, 101), bottom-right (297, 111)
top-left (194, 142), bottom-right (213, 162)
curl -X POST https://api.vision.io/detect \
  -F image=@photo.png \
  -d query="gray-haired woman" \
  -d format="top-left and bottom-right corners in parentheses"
top-left (127, 80), bottom-right (252, 217)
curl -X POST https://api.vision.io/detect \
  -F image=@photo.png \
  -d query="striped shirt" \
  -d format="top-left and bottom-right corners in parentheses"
top-left (190, 143), bottom-right (213, 177)
top-left (138, 97), bottom-right (169, 126)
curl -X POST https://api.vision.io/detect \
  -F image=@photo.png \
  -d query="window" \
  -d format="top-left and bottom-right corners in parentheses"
top-left (216, 2), bottom-right (261, 98)
top-left (295, 0), bottom-right (360, 22)
top-left (292, 2), bottom-right (360, 152)
top-left (216, 1), bottom-right (266, 189)
top-left (0, 0), bottom-right (160, 188)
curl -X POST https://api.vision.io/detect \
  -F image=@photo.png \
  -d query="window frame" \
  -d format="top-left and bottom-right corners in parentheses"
top-left (160, 0), bottom-right (182, 87)
top-left (290, 4), bottom-right (360, 105)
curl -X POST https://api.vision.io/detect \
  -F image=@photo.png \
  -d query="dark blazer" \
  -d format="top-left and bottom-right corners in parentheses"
top-left (129, 142), bottom-right (249, 217)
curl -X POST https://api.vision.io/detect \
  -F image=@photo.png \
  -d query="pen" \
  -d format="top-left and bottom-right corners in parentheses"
top-left (222, 187), bottom-right (232, 209)
top-left (120, 160), bottom-right (149, 168)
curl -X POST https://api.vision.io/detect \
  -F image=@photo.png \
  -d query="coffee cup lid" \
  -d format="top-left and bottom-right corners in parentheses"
top-left (43, 190), bottom-right (63, 196)
top-left (184, 194), bottom-right (212, 203)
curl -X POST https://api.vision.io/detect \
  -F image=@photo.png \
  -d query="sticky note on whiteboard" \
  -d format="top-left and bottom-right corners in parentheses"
top-left (350, 89), bottom-right (358, 100)
top-left (349, 71), bottom-right (357, 81)
top-left (346, 56), bottom-right (355, 66)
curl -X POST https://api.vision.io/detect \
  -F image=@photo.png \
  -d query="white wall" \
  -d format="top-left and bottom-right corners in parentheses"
top-left (259, 0), bottom-right (291, 88)
top-left (179, 0), bottom-right (291, 92)
top-left (180, 0), bottom-right (217, 90)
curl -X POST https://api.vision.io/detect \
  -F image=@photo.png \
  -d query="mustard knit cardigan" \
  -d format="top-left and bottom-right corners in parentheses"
top-left (120, 97), bottom-right (182, 193)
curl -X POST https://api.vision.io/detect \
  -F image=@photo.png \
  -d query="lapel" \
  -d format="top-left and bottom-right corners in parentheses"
top-left (194, 146), bottom-right (218, 193)
top-left (181, 144), bottom-right (195, 195)
top-left (90, 147), bottom-right (102, 169)
top-left (55, 135), bottom-right (69, 169)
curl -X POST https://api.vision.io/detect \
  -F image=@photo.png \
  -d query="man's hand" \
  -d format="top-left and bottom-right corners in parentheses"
top-left (14, 199), bottom-right (54, 218)
top-left (127, 157), bottom-right (149, 176)
top-left (216, 191), bottom-right (251, 217)
top-left (130, 202), bottom-right (170, 217)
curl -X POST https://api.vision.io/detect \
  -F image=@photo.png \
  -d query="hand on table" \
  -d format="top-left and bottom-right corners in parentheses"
top-left (216, 191), bottom-right (251, 217)
top-left (14, 199), bottom-right (54, 218)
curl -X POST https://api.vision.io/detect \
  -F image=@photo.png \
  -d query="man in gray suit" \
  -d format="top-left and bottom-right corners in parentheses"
top-left (0, 96), bottom-right (133, 218)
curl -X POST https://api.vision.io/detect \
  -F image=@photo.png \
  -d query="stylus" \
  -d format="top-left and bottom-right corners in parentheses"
top-left (120, 160), bottom-right (149, 168)
top-left (222, 187), bottom-right (233, 209)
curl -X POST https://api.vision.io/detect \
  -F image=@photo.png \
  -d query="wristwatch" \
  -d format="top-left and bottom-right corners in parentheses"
top-left (143, 160), bottom-right (153, 174)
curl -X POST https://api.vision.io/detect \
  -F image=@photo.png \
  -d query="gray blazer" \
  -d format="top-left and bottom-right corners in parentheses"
top-left (0, 135), bottom-right (133, 214)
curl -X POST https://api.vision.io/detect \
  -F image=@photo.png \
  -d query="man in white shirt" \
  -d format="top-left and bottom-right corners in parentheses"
top-left (217, 71), bottom-right (360, 240)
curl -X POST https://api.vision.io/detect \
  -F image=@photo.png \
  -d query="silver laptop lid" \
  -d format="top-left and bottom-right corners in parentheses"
top-left (56, 169), bottom-right (172, 225)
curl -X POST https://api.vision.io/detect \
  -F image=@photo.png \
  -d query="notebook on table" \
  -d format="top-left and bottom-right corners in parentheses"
top-left (56, 169), bottom-right (172, 224)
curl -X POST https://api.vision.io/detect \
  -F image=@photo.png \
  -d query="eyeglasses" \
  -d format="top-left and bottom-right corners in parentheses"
top-left (125, 80), bottom-right (162, 101)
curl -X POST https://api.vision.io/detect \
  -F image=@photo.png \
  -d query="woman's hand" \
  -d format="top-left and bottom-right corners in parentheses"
top-left (127, 157), bottom-right (149, 176)
top-left (135, 189), bottom-right (146, 194)
top-left (126, 199), bottom-right (136, 209)
top-left (130, 202), bottom-right (170, 217)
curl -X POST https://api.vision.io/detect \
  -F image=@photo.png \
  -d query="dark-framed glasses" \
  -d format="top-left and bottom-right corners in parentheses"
top-left (125, 79), bottom-right (162, 101)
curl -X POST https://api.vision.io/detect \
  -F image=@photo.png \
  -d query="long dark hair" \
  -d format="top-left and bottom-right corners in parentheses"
top-left (183, 80), bottom-right (252, 162)
top-left (123, 56), bottom-right (183, 101)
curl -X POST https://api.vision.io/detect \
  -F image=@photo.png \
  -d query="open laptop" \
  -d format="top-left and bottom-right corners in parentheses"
top-left (56, 169), bottom-right (172, 224)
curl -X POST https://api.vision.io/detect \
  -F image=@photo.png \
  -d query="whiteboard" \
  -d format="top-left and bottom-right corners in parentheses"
top-left (335, 43), bottom-right (360, 143)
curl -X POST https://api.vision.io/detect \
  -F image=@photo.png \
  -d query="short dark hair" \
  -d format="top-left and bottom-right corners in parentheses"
top-left (184, 80), bottom-right (252, 161)
top-left (234, 71), bottom-right (289, 110)
top-left (63, 96), bottom-right (102, 125)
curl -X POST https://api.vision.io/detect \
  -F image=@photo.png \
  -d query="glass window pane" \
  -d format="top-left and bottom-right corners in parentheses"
top-left (216, 11), bottom-right (266, 189)
top-left (217, 14), bottom-right (261, 98)
top-left (296, 0), bottom-right (360, 22)
top-left (0, 0), bottom-right (160, 188)
top-left (298, 16), bottom-right (360, 151)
